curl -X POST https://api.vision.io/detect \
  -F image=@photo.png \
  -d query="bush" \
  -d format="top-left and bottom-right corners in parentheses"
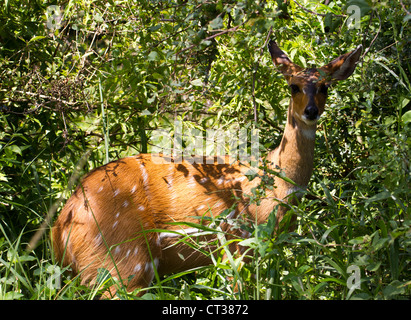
top-left (0, 0), bottom-right (409, 300)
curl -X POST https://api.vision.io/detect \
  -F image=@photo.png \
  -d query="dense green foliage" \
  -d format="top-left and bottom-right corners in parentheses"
top-left (0, 0), bottom-right (410, 300)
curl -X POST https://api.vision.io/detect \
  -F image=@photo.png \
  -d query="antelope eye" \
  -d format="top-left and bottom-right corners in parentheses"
top-left (318, 84), bottom-right (328, 95)
top-left (290, 84), bottom-right (300, 94)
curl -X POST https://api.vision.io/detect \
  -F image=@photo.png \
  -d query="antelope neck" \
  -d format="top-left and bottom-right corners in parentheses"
top-left (290, 112), bottom-right (317, 141)
top-left (270, 107), bottom-right (318, 188)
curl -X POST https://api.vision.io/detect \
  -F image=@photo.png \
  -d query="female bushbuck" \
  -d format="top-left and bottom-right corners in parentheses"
top-left (52, 41), bottom-right (362, 295)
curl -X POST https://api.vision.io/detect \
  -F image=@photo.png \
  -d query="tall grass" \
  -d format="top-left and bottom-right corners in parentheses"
top-left (1, 162), bottom-right (408, 300)
top-left (0, 0), bottom-right (409, 301)
top-left (1, 77), bottom-right (409, 300)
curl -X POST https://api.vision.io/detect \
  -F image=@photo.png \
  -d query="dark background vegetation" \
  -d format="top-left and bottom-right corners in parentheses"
top-left (0, 0), bottom-right (409, 299)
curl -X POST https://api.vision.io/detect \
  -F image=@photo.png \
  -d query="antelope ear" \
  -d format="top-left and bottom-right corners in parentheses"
top-left (320, 45), bottom-right (362, 82)
top-left (268, 40), bottom-right (302, 83)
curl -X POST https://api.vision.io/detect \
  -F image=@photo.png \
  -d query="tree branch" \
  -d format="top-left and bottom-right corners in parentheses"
top-left (252, 26), bottom-right (273, 124)
top-left (293, 0), bottom-right (346, 18)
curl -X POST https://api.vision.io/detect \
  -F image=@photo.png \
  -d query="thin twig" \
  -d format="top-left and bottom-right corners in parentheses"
top-left (176, 23), bottom-right (245, 55)
top-left (252, 27), bottom-right (274, 124)
top-left (399, 0), bottom-right (411, 15)
top-left (293, 0), bottom-right (346, 18)
top-left (26, 150), bottom-right (91, 252)
top-left (361, 11), bottom-right (382, 61)
top-left (11, 90), bottom-right (79, 106)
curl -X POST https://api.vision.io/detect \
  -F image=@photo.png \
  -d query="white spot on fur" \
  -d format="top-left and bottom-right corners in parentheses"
top-left (240, 229), bottom-right (252, 239)
top-left (114, 246), bottom-right (121, 255)
top-left (113, 189), bottom-right (120, 197)
top-left (197, 204), bottom-right (206, 211)
top-left (133, 264), bottom-right (141, 273)
top-left (94, 233), bottom-right (102, 246)
top-left (227, 210), bottom-right (236, 219)
top-left (133, 247), bottom-right (139, 255)
top-left (217, 176), bottom-right (224, 185)
top-left (123, 200), bottom-right (129, 207)
top-left (166, 166), bottom-right (174, 189)
top-left (112, 221), bottom-right (119, 229)
top-left (214, 201), bottom-right (224, 208)
top-left (167, 177), bottom-right (173, 187)
top-left (168, 165), bottom-right (174, 174)
top-left (97, 186), bottom-right (103, 193)
top-left (62, 230), bottom-right (68, 246)
top-left (187, 176), bottom-right (197, 188)
top-left (145, 262), bottom-right (153, 273)
top-left (115, 212), bottom-right (120, 218)
top-left (131, 185), bottom-right (137, 193)
top-left (137, 205), bottom-right (145, 211)
top-left (199, 177), bottom-right (209, 184)
top-left (140, 163), bottom-right (149, 188)
top-left (126, 249), bottom-right (131, 258)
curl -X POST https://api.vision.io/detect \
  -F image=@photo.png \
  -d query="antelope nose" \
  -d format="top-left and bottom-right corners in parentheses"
top-left (304, 105), bottom-right (319, 121)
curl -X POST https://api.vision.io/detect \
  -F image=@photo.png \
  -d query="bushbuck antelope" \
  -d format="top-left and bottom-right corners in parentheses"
top-left (52, 41), bottom-right (362, 295)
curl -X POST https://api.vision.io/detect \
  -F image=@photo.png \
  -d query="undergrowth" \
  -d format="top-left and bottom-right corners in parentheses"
top-left (1, 0), bottom-right (410, 300)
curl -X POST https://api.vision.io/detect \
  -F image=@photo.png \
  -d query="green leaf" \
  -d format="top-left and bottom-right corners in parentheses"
top-left (6, 145), bottom-right (22, 156)
top-left (365, 190), bottom-right (391, 206)
top-left (298, 55), bottom-right (307, 68)
top-left (28, 35), bottom-right (46, 43)
top-left (209, 16), bottom-right (223, 29)
top-left (320, 277), bottom-right (346, 286)
top-left (0, 292), bottom-right (24, 300)
top-left (366, 261), bottom-right (381, 272)
top-left (372, 237), bottom-right (389, 251)
top-left (322, 256), bottom-right (346, 278)
top-left (313, 281), bottom-right (328, 294)
top-left (0, 172), bottom-right (8, 182)
top-left (402, 110), bottom-right (411, 124)
top-left (141, 109), bottom-right (152, 116)
top-left (321, 224), bottom-right (340, 243)
top-left (147, 51), bottom-right (159, 61)
top-left (237, 237), bottom-right (257, 248)
top-left (383, 280), bottom-right (406, 298)
top-left (190, 79), bottom-right (203, 87)
top-left (96, 268), bottom-right (113, 285)
top-left (347, 0), bottom-right (372, 16)
top-left (7, 250), bottom-right (35, 263)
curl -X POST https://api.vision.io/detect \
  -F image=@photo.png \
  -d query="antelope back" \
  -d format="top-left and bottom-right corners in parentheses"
top-left (52, 154), bottom-right (263, 291)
